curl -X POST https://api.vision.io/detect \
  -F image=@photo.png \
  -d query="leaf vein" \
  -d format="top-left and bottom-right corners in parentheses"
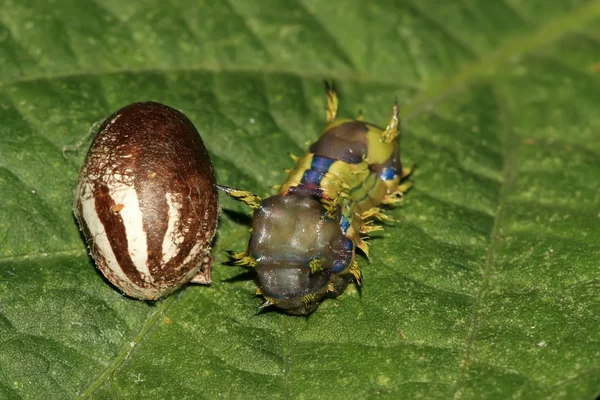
top-left (452, 84), bottom-right (518, 397)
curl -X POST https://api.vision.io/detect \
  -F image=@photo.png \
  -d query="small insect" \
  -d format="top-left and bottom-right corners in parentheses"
top-left (73, 102), bottom-right (219, 300)
top-left (219, 83), bottom-right (412, 314)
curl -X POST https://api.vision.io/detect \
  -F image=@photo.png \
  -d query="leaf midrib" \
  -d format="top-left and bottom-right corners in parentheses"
top-left (78, 295), bottom-right (177, 399)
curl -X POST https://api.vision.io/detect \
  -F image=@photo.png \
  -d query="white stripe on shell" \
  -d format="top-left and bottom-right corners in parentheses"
top-left (162, 192), bottom-right (186, 264)
top-left (107, 179), bottom-right (152, 283)
top-left (79, 182), bottom-right (147, 292)
top-left (182, 238), bottom-right (204, 266)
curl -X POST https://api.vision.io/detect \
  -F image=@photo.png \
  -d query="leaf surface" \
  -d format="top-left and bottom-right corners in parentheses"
top-left (0, 1), bottom-right (599, 399)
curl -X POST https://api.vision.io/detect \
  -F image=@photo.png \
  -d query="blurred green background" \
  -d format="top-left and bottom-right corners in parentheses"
top-left (0, 0), bottom-right (599, 399)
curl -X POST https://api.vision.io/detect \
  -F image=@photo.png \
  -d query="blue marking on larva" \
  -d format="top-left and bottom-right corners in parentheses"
top-left (331, 237), bottom-right (354, 273)
top-left (300, 156), bottom-right (335, 186)
top-left (301, 169), bottom-right (325, 186)
top-left (311, 155), bottom-right (335, 172)
top-left (340, 215), bottom-right (350, 234)
top-left (380, 167), bottom-right (397, 180)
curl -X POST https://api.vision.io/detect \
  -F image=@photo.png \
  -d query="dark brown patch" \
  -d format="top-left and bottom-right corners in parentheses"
top-left (76, 197), bottom-right (138, 295)
top-left (310, 121), bottom-right (369, 164)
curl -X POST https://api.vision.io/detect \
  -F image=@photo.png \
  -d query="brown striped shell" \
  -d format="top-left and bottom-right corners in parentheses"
top-left (73, 102), bottom-right (218, 300)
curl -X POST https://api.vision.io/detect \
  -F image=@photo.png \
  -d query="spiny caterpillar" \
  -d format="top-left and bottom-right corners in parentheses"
top-left (219, 83), bottom-right (412, 315)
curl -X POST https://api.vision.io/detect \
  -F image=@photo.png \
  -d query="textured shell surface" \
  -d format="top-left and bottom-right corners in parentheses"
top-left (73, 102), bottom-right (218, 300)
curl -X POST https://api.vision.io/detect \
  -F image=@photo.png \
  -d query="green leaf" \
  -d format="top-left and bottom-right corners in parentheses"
top-left (1, 1), bottom-right (599, 399)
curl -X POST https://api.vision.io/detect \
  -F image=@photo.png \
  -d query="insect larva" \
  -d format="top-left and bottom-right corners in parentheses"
top-left (220, 84), bottom-right (412, 314)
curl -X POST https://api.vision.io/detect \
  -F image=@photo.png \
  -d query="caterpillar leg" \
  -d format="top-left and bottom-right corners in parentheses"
top-left (382, 181), bottom-right (413, 205)
top-left (320, 197), bottom-right (341, 219)
top-left (361, 207), bottom-right (393, 222)
top-left (360, 220), bottom-right (383, 235)
top-left (381, 100), bottom-right (400, 143)
top-left (349, 259), bottom-right (362, 286)
top-left (259, 297), bottom-right (275, 310)
top-left (309, 258), bottom-right (324, 274)
top-left (360, 207), bottom-right (395, 236)
top-left (216, 185), bottom-right (262, 209)
top-left (301, 293), bottom-right (318, 306)
top-left (401, 164), bottom-right (416, 179)
top-left (226, 250), bottom-right (257, 267)
top-left (325, 81), bottom-right (339, 123)
top-left (356, 239), bottom-right (370, 259)
top-left (356, 109), bottom-right (365, 121)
